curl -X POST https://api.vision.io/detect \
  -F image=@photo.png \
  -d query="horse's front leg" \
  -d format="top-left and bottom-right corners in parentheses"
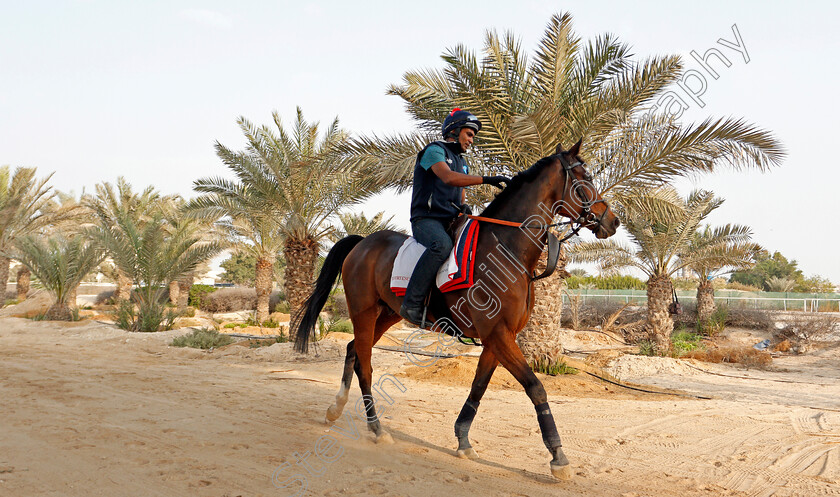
top-left (454, 346), bottom-right (498, 459)
top-left (486, 330), bottom-right (572, 480)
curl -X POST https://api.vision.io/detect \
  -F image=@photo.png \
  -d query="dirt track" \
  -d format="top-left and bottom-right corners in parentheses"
top-left (1, 317), bottom-right (838, 497)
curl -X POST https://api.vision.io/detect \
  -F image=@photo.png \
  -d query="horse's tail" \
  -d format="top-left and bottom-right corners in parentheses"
top-left (294, 235), bottom-right (365, 354)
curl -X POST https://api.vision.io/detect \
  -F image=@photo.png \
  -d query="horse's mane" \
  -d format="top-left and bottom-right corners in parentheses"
top-left (480, 155), bottom-right (558, 217)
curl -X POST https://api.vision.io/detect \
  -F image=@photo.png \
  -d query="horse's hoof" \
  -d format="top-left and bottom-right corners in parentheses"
top-left (456, 448), bottom-right (479, 460)
top-left (550, 463), bottom-right (573, 480)
top-left (375, 432), bottom-right (394, 444)
top-left (325, 405), bottom-right (341, 424)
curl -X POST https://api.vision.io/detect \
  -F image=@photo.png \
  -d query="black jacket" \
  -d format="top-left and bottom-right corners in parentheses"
top-left (409, 141), bottom-right (468, 222)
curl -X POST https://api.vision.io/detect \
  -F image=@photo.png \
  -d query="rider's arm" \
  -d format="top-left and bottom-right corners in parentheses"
top-left (430, 162), bottom-right (484, 187)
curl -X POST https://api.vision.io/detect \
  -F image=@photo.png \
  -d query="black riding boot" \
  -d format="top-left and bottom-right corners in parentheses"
top-left (400, 218), bottom-right (453, 326)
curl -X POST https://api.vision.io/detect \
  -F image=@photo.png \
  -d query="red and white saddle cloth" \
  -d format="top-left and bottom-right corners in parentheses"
top-left (390, 219), bottom-right (480, 296)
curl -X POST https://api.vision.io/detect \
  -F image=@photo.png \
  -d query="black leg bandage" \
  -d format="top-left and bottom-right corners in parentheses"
top-left (454, 399), bottom-right (480, 449)
top-left (535, 402), bottom-right (563, 451)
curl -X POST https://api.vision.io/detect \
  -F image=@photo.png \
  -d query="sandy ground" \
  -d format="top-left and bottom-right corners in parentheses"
top-left (1, 318), bottom-right (839, 497)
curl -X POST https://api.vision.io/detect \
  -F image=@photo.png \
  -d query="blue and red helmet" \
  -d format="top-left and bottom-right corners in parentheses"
top-left (442, 108), bottom-right (482, 138)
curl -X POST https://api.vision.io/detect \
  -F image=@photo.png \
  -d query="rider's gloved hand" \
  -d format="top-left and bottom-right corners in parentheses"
top-left (482, 175), bottom-right (511, 189)
top-left (460, 204), bottom-right (473, 215)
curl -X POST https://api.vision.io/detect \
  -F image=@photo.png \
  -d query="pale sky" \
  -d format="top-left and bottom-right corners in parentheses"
top-left (2, 1), bottom-right (838, 284)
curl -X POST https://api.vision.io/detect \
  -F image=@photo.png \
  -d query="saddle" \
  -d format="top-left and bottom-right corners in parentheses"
top-left (389, 218), bottom-right (480, 296)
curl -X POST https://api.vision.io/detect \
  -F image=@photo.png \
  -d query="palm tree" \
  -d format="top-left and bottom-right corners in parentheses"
top-left (12, 234), bottom-right (104, 320)
top-left (192, 108), bottom-right (380, 327)
top-left (766, 276), bottom-right (796, 292)
top-left (158, 196), bottom-right (218, 307)
top-left (570, 188), bottom-right (742, 352)
top-left (91, 213), bottom-right (221, 331)
top-left (682, 225), bottom-right (761, 324)
top-left (330, 211), bottom-right (403, 241)
top-left (84, 177), bottom-right (169, 302)
top-left (186, 186), bottom-right (286, 321)
top-left (0, 167), bottom-right (54, 304)
top-left (341, 12), bottom-right (784, 363)
top-left (0, 167), bottom-right (84, 306)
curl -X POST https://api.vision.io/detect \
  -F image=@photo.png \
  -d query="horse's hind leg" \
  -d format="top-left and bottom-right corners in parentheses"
top-left (454, 346), bottom-right (498, 460)
top-left (325, 340), bottom-right (356, 423)
top-left (486, 330), bottom-right (572, 480)
top-left (352, 305), bottom-right (397, 444)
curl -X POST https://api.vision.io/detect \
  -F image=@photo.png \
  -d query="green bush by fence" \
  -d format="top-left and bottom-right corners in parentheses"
top-left (188, 284), bottom-right (217, 308)
top-left (566, 275), bottom-right (647, 290)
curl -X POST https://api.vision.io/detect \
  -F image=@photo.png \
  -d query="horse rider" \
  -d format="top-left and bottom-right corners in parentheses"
top-left (399, 108), bottom-right (511, 326)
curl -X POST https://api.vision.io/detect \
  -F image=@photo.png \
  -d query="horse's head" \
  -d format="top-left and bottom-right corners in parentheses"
top-left (553, 140), bottom-right (620, 239)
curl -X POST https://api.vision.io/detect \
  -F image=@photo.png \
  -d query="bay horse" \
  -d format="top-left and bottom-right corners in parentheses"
top-left (294, 140), bottom-right (620, 479)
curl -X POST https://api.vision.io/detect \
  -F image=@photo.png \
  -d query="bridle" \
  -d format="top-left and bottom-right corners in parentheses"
top-left (555, 153), bottom-right (611, 237)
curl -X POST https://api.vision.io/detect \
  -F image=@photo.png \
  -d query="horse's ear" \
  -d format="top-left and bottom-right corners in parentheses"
top-left (554, 143), bottom-right (565, 155)
top-left (568, 138), bottom-right (582, 157)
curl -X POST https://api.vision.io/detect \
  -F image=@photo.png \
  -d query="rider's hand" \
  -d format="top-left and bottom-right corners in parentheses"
top-left (460, 204), bottom-right (473, 216)
top-left (482, 175), bottom-right (511, 189)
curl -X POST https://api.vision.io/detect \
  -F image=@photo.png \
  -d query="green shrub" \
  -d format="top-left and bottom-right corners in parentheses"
top-left (171, 328), bottom-right (234, 349)
top-left (330, 319), bottom-right (353, 334)
top-left (530, 358), bottom-right (578, 376)
top-left (114, 297), bottom-right (178, 332)
top-left (243, 316), bottom-right (280, 328)
top-left (223, 322), bottom-right (247, 329)
top-left (189, 284), bottom-right (217, 308)
top-left (114, 299), bottom-right (136, 330)
top-left (698, 306), bottom-right (727, 336)
top-left (180, 306), bottom-right (196, 318)
top-left (671, 329), bottom-right (703, 355)
top-left (317, 316), bottom-right (353, 336)
top-left (566, 274), bottom-right (647, 290)
top-left (273, 300), bottom-right (290, 314)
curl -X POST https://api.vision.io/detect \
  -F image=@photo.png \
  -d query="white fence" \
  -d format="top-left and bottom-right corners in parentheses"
top-left (562, 293), bottom-right (840, 313)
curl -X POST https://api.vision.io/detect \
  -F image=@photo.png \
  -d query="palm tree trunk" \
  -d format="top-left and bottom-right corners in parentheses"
top-left (115, 271), bottom-right (132, 302)
top-left (177, 273), bottom-right (193, 308)
top-left (696, 280), bottom-right (715, 324)
top-left (66, 286), bottom-right (78, 309)
top-left (45, 301), bottom-right (73, 321)
top-left (284, 237), bottom-right (318, 335)
top-left (646, 274), bottom-right (674, 353)
top-left (516, 247), bottom-right (568, 365)
top-left (16, 266), bottom-right (31, 301)
top-left (255, 256), bottom-right (274, 324)
top-left (168, 281), bottom-right (180, 306)
top-left (0, 255), bottom-right (9, 307)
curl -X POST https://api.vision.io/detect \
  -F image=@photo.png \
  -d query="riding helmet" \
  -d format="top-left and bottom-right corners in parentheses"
top-left (442, 108), bottom-right (482, 138)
